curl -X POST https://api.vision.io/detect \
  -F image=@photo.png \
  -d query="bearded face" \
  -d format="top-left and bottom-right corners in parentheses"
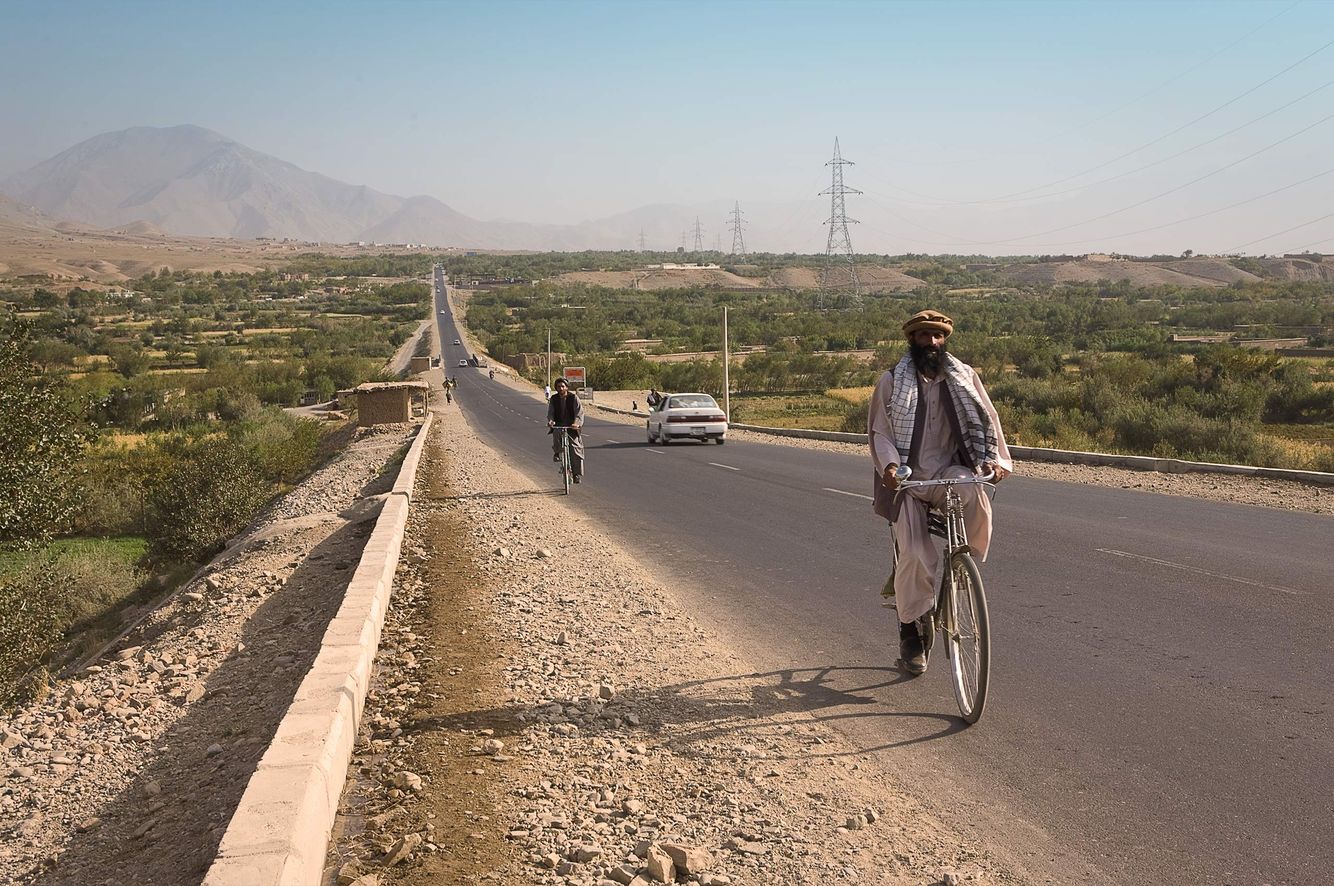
top-left (910, 337), bottom-right (946, 376)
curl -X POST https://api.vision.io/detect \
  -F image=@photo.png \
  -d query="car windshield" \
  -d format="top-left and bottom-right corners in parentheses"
top-left (668, 395), bottom-right (717, 409)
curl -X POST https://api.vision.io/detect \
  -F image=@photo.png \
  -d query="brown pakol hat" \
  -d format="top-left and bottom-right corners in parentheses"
top-left (902, 309), bottom-right (954, 339)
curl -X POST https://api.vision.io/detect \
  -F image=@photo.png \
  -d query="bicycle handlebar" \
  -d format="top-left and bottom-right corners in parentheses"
top-left (893, 466), bottom-right (996, 491)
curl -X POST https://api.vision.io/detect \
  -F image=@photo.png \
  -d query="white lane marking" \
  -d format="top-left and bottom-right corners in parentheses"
top-left (708, 462), bottom-right (739, 471)
top-left (1095, 549), bottom-right (1303, 595)
top-left (824, 487), bottom-right (874, 501)
top-left (606, 439), bottom-right (620, 444)
top-left (644, 448), bottom-right (665, 454)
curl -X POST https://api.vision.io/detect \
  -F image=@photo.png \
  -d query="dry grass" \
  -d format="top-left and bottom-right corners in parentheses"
top-left (825, 386), bottom-right (874, 405)
top-left (1258, 433), bottom-right (1334, 471)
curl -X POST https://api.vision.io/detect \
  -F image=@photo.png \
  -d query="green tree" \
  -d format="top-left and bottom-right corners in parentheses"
top-left (0, 319), bottom-right (89, 548)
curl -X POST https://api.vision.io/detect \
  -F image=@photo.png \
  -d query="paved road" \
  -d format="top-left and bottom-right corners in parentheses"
top-left (431, 268), bottom-right (1333, 885)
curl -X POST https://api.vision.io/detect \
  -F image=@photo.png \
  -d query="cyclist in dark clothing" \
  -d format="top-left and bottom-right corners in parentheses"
top-left (546, 378), bottom-right (585, 482)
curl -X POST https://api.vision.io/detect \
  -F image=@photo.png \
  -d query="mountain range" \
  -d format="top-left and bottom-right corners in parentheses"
top-left (0, 125), bottom-right (801, 251)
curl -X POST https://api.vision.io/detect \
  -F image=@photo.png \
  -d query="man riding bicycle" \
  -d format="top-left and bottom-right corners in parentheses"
top-left (868, 310), bottom-right (1012, 675)
top-left (547, 377), bottom-right (585, 483)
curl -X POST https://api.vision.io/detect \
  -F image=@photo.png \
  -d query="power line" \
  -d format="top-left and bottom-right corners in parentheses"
top-left (878, 0), bottom-right (1300, 171)
top-left (871, 106), bottom-right (1334, 250)
top-left (913, 75), bottom-right (1334, 209)
top-left (880, 33), bottom-right (1334, 207)
top-left (987, 106), bottom-right (1334, 246)
top-left (820, 137), bottom-right (861, 300)
top-left (1225, 210), bottom-right (1334, 253)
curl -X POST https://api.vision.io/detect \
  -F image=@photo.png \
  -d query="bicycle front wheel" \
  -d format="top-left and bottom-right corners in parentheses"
top-left (562, 440), bottom-right (572, 495)
top-left (945, 553), bottom-right (990, 724)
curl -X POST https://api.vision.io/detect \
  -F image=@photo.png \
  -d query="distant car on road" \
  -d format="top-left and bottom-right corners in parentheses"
top-left (457, 359), bottom-right (467, 367)
top-left (440, 310), bottom-right (447, 315)
top-left (646, 393), bottom-right (728, 445)
top-left (453, 338), bottom-right (461, 345)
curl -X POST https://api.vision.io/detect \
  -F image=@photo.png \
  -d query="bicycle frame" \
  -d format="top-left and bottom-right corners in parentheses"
top-left (893, 472), bottom-right (996, 640)
top-left (553, 426), bottom-right (574, 494)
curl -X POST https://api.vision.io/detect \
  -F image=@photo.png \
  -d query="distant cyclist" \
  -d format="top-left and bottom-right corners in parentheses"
top-left (547, 378), bottom-right (584, 483)
top-left (868, 310), bottom-right (1013, 675)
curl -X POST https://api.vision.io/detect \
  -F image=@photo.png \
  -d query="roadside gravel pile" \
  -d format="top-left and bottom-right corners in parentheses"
top-left (0, 423), bottom-right (416, 886)
top-left (584, 391), bottom-right (1333, 516)
top-left (329, 406), bottom-right (1021, 885)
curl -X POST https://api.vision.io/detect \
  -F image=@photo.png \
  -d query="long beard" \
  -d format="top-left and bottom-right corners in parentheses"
top-left (910, 341), bottom-right (946, 376)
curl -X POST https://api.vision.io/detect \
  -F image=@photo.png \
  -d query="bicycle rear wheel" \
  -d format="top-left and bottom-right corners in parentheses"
top-left (945, 553), bottom-right (990, 724)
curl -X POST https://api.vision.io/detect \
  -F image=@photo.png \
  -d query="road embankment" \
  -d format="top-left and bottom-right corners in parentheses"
top-left (202, 414), bottom-right (432, 886)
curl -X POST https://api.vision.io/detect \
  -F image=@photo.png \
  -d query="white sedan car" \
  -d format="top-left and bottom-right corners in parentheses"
top-left (646, 393), bottom-right (728, 445)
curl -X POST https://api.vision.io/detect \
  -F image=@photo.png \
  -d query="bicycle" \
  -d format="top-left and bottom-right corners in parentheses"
top-left (891, 466), bottom-right (997, 724)
top-left (552, 426), bottom-right (575, 495)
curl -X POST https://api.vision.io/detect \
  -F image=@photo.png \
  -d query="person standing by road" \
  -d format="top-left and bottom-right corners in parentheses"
top-left (868, 309), bottom-right (1012, 675)
top-left (547, 377), bottom-right (585, 483)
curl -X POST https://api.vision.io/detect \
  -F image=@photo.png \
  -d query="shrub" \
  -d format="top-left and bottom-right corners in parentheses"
top-left (0, 542), bottom-right (146, 708)
top-left (148, 437), bottom-right (271, 562)
top-left (235, 408), bottom-right (323, 485)
top-left (0, 558), bottom-right (69, 708)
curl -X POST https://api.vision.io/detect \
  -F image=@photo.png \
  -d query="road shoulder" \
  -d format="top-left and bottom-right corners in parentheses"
top-left (327, 402), bottom-right (1051, 885)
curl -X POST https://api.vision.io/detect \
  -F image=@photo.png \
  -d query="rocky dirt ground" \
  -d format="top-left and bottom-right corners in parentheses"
top-left (585, 391), bottom-right (1333, 516)
top-left (325, 403), bottom-right (1032, 886)
top-left (0, 423), bottom-right (417, 886)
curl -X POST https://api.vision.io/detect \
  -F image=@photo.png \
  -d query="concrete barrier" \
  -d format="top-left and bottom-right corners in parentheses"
top-left (591, 403), bottom-right (1334, 487)
top-left (203, 412), bottom-right (434, 886)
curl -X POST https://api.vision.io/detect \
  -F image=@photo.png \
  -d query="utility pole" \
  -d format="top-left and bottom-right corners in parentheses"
top-left (692, 216), bottom-right (705, 253)
top-left (722, 306), bottom-right (730, 421)
top-left (820, 137), bottom-right (862, 305)
top-left (728, 201), bottom-right (747, 256)
top-left (546, 326), bottom-right (552, 389)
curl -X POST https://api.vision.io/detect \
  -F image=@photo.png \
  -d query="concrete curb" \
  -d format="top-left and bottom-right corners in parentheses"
top-left (590, 403), bottom-right (1334, 486)
top-left (202, 412), bottom-right (434, 886)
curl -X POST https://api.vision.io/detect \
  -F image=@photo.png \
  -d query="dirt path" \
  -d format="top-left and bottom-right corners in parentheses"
top-left (0, 424), bottom-right (417, 886)
top-left (327, 403), bottom-right (1044, 885)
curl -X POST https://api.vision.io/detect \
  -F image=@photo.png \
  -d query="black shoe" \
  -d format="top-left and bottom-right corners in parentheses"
top-left (900, 621), bottom-right (928, 676)
top-left (572, 476), bottom-right (581, 484)
top-left (553, 454), bottom-right (561, 462)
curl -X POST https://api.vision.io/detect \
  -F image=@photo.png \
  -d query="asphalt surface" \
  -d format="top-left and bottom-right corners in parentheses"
top-left (432, 269), bottom-right (1333, 886)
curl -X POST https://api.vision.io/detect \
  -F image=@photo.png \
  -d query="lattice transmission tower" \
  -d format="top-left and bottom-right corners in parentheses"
top-left (692, 217), bottom-right (705, 253)
top-left (638, 229), bottom-right (646, 252)
top-left (728, 201), bottom-right (747, 256)
top-left (820, 137), bottom-right (861, 303)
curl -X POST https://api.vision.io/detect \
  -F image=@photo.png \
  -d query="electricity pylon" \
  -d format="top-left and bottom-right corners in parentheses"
top-left (728, 201), bottom-right (748, 256)
top-left (692, 217), bottom-right (705, 253)
top-left (820, 137), bottom-right (861, 304)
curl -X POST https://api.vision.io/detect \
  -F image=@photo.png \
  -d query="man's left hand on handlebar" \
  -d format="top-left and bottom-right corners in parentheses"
top-left (981, 461), bottom-right (1009, 483)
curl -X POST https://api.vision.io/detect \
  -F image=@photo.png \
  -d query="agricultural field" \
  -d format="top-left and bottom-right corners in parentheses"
top-left (0, 254), bottom-right (434, 705)
top-left (446, 251), bottom-right (1334, 472)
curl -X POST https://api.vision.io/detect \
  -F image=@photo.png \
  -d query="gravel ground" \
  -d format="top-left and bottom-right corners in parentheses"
top-left (0, 423), bottom-right (418, 886)
top-left (584, 391), bottom-right (1333, 516)
top-left (326, 403), bottom-right (1037, 886)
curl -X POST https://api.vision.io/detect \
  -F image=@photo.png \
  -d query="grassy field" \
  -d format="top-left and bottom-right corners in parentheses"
top-left (0, 535), bottom-right (147, 577)
top-left (730, 393), bottom-right (856, 431)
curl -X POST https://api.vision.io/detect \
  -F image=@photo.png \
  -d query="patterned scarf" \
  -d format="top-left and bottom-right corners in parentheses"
top-left (888, 353), bottom-right (998, 468)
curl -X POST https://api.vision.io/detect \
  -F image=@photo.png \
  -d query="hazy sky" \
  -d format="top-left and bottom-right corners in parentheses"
top-left (4, 0), bottom-right (1334, 255)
